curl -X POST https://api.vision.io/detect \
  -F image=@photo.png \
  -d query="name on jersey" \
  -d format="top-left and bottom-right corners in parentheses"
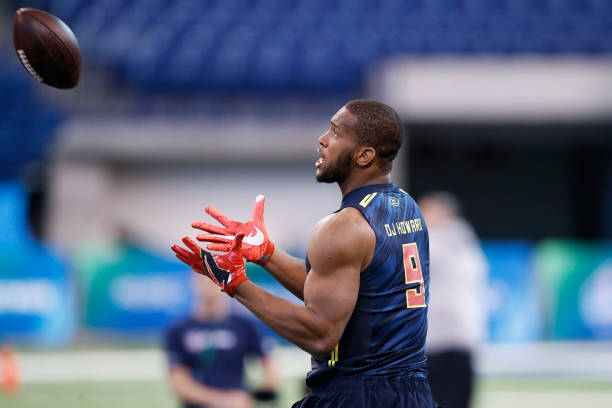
top-left (385, 217), bottom-right (423, 236)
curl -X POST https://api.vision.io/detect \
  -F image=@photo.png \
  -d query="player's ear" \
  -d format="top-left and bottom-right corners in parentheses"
top-left (355, 146), bottom-right (376, 167)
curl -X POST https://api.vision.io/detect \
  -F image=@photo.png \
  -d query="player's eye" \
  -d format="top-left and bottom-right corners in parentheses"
top-left (333, 129), bottom-right (339, 137)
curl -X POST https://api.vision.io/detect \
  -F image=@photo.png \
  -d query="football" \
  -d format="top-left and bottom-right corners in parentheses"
top-left (13, 8), bottom-right (81, 89)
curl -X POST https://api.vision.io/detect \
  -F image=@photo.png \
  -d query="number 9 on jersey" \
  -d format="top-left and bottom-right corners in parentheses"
top-left (402, 243), bottom-right (426, 308)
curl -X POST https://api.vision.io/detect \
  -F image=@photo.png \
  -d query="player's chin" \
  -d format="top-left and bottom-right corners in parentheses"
top-left (315, 170), bottom-right (335, 184)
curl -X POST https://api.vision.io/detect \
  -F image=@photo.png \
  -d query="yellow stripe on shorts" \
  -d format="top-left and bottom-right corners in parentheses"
top-left (328, 344), bottom-right (339, 367)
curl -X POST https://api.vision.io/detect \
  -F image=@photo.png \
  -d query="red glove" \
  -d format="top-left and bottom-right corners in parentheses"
top-left (171, 234), bottom-right (249, 297)
top-left (192, 195), bottom-right (275, 265)
top-left (171, 237), bottom-right (206, 275)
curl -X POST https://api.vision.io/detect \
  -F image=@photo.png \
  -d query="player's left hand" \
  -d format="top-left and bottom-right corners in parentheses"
top-left (171, 233), bottom-right (249, 297)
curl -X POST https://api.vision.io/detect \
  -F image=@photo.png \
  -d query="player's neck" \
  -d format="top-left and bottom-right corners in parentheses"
top-left (339, 171), bottom-right (391, 197)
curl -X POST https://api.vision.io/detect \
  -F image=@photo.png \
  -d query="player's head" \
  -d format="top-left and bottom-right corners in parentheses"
top-left (316, 99), bottom-right (403, 184)
top-left (345, 99), bottom-right (403, 171)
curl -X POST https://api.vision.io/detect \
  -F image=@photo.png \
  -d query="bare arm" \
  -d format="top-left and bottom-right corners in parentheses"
top-left (168, 366), bottom-right (253, 408)
top-left (262, 248), bottom-right (307, 300)
top-left (235, 209), bottom-right (375, 357)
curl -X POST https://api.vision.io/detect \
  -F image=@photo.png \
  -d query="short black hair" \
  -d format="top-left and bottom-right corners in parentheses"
top-left (345, 99), bottom-right (403, 171)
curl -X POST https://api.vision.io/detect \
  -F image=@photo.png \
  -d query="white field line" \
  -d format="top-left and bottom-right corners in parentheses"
top-left (7, 347), bottom-right (311, 383)
top-left (477, 342), bottom-right (612, 377)
top-left (476, 390), bottom-right (612, 408)
top-left (4, 343), bottom-right (612, 383)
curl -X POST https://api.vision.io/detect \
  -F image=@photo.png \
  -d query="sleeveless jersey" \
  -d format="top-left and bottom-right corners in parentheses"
top-left (306, 183), bottom-right (430, 387)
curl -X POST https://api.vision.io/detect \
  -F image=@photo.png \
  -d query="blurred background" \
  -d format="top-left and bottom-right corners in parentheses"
top-left (1, 0), bottom-right (611, 407)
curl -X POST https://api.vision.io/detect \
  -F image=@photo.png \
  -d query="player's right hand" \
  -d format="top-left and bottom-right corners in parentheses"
top-left (171, 234), bottom-right (250, 297)
top-left (170, 237), bottom-right (206, 275)
top-left (192, 195), bottom-right (275, 265)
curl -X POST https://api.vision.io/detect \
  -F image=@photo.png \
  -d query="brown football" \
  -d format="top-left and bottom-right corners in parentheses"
top-left (13, 8), bottom-right (81, 89)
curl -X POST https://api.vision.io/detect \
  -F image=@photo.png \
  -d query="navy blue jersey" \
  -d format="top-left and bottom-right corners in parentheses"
top-left (164, 314), bottom-right (267, 408)
top-left (306, 183), bottom-right (430, 386)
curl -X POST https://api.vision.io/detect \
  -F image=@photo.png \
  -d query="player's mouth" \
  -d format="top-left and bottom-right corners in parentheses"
top-left (316, 148), bottom-right (325, 168)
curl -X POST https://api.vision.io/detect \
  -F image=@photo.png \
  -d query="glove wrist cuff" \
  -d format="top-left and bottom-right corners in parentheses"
top-left (224, 274), bottom-right (250, 297)
top-left (255, 242), bottom-right (275, 266)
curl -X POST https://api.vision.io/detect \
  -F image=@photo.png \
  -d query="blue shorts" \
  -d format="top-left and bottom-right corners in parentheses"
top-left (291, 376), bottom-right (437, 408)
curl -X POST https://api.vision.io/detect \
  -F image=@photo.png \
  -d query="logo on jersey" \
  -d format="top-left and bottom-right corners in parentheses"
top-left (184, 329), bottom-right (238, 353)
top-left (390, 197), bottom-right (400, 207)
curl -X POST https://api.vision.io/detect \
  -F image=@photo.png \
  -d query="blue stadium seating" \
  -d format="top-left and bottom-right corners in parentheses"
top-left (0, 59), bottom-right (63, 180)
top-left (7, 0), bottom-right (612, 93)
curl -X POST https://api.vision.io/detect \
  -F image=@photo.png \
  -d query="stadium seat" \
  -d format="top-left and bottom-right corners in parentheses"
top-left (0, 61), bottom-right (63, 180)
top-left (6, 0), bottom-right (612, 94)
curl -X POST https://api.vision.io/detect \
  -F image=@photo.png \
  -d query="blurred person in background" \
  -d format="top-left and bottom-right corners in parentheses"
top-left (172, 100), bottom-right (437, 407)
top-left (418, 192), bottom-right (488, 408)
top-left (164, 274), bottom-right (277, 408)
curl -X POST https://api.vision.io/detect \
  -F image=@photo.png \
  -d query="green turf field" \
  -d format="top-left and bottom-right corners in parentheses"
top-left (2, 377), bottom-right (611, 408)
top-left (473, 378), bottom-right (612, 408)
top-left (0, 378), bottom-right (305, 408)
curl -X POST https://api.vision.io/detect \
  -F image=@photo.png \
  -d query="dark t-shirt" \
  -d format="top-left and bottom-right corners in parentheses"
top-left (164, 313), bottom-right (267, 407)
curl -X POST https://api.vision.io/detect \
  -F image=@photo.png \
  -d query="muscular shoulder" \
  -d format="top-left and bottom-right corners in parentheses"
top-left (308, 207), bottom-right (375, 273)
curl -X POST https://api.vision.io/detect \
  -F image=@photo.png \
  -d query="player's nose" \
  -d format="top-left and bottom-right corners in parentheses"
top-left (318, 130), bottom-right (328, 146)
